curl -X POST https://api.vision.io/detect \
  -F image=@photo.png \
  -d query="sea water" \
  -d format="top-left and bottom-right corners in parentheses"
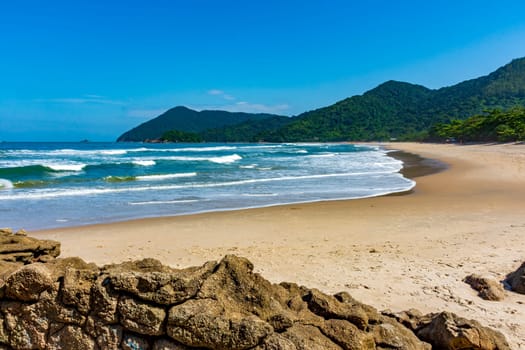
top-left (0, 142), bottom-right (414, 230)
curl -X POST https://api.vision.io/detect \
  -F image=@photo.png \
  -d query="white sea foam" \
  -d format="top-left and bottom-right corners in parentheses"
top-left (128, 146), bottom-right (237, 153)
top-left (241, 193), bottom-right (278, 197)
top-left (170, 146), bottom-right (237, 152)
top-left (136, 172), bottom-right (197, 181)
top-left (209, 154), bottom-right (242, 164)
top-left (160, 154), bottom-right (242, 164)
top-left (307, 153), bottom-right (336, 158)
top-left (0, 160), bottom-right (35, 168)
top-left (99, 150), bottom-right (128, 155)
top-left (132, 160), bottom-right (156, 166)
top-left (0, 170), bottom-right (405, 201)
top-left (129, 199), bottom-right (201, 205)
top-left (48, 149), bottom-right (78, 155)
top-left (45, 163), bottom-right (87, 172)
top-left (240, 164), bottom-right (257, 169)
top-left (237, 144), bottom-right (283, 150)
top-left (47, 149), bottom-right (125, 156)
top-left (284, 143), bottom-right (320, 146)
top-left (0, 160), bottom-right (88, 171)
top-left (0, 179), bottom-right (14, 189)
top-left (49, 171), bottom-right (82, 178)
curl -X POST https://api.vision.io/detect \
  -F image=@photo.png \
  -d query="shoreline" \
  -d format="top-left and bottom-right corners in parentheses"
top-left (32, 142), bottom-right (525, 348)
top-left (2, 142), bottom-right (417, 232)
top-left (387, 149), bottom-right (448, 179)
top-left (30, 146), bottom-right (439, 232)
top-left (20, 144), bottom-right (424, 232)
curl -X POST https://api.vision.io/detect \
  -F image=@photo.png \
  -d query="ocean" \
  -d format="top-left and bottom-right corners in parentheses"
top-left (0, 142), bottom-right (414, 230)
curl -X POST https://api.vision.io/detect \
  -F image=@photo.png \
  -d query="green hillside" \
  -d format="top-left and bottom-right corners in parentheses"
top-left (258, 57), bottom-right (525, 142)
top-left (200, 115), bottom-right (291, 142)
top-left (258, 81), bottom-right (434, 142)
top-left (117, 106), bottom-right (284, 142)
top-left (117, 57), bottom-right (525, 142)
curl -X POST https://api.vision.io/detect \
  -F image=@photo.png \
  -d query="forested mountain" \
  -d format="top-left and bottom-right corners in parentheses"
top-left (117, 106), bottom-right (284, 142)
top-left (257, 57), bottom-right (525, 141)
top-left (199, 115), bottom-right (291, 142)
top-left (259, 81), bottom-right (434, 142)
top-left (117, 57), bottom-right (525, 142)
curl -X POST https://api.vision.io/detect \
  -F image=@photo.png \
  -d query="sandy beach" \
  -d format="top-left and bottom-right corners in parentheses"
top-left (34, 142), bottom-right (525, 348)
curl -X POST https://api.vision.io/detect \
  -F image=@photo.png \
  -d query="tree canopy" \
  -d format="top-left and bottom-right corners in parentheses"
top-left (427, 107), bottom-right (525, 143)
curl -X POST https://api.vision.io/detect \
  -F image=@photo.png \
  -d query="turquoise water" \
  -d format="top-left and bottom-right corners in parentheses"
top-left (0, 142), bottom-right (414, 230)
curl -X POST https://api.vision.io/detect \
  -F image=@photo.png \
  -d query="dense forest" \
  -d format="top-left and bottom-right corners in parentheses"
top-left (118, 57), bottom-right (525, 143)
top-left (117, 107), bottom-right (283, 142)
top-left (256, 57), bottom-right (525, 142)
top-left (426, 107), bottom-right (525, 143)
top-left (160, 129), bottom-right (203, 143)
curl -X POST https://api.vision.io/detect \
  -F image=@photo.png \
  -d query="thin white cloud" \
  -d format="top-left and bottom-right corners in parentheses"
top-left (231, 102), bottom-right (290, 114)
top-left (34, 96), bottom-right (125, 106)
top-left (208, 89), bottom-right (236, 101)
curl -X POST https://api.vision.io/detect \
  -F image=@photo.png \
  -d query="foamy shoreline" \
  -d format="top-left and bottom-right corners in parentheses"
top-left (1, 143), bottom-right (414, 230)
top-left (33, 142), bottom-right (525, 348)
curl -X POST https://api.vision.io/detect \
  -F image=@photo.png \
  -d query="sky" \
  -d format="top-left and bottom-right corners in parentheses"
top-left (1, 1), bottom-right (525, 141)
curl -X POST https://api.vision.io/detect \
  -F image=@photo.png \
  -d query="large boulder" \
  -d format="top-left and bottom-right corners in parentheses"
top-left (393, 311), bottom-right (511, 350)
top-left (385, 309), bottom-right (511, 349)
top-left (302, 288), bottom-right (379, 330)
top-left (373, 316), bottom-right (432, 350)
top-left (505, 261), bottom-right (525, 294)
top-left (197, 255), bottom-right (292, 321)
top-left (0, 228), bottom-right (60, 265)
top-left (4, 263), bottom-right (54, 302)
top-left (464, 274), bottom-right (505, 301)
top-left (109, 260), bottom-right (217, 305)
top-left (167, 298), bottom-right (273, 349)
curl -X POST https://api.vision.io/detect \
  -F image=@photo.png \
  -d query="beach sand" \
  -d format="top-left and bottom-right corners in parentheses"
top-left (34, 142), bottom-right (525, 348)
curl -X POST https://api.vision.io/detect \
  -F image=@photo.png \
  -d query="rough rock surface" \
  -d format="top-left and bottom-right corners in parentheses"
top-left (0, 228), bottom-right (60, 267)
top-left (464, 274), bottom-right (506, 301)
top-left (505, 261), bottom-right (525, 294)
top-left (385, 310), bottom-right (510, 350)
top-left (4, 263), bottom-right (54, 301)
top-left (0, 232), bottom-right (511, 349)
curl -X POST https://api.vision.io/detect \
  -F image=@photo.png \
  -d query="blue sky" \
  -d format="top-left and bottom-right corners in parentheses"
top-left (1, 1), bottom-right (525, 141)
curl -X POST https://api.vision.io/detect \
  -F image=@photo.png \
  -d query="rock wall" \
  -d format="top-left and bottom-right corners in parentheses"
top-left (0, 230), bottom-right (511, 350)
